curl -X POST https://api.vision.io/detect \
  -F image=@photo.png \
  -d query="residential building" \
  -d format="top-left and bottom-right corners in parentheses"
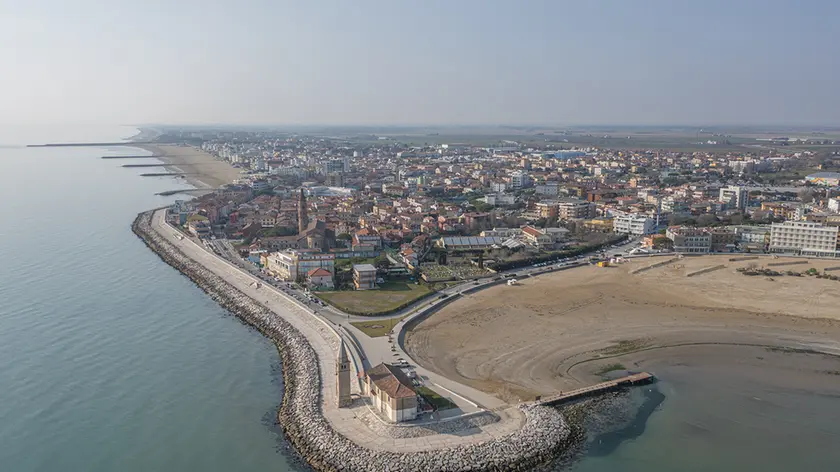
top-left (613, 213), bottom-right (657, 236)
top-left (828, 197), bottom-right (840, 213)
top-left (510, 170), bottom-right (531, 190)
top-left (666, 226), bottom-right (711, 253)
top-left (187, 217), bottom-right (211, 238)
top-left (464, 212), bottom-right (492, 232)
top-left (307, 267), bottom-right (334, 289)
top-left (733, 226), bottom-right (771, 246)
top-left (266, 250), bottom-right (335, 282)
top-left (362, 363), bottom-right (418, 423)
top-left (769, 221), bottom-right (839, 257)
top-left (719, 185), bottom-right (748, 211)
top-left (353, 263), bottom-right (378, 290)
top-left (710, 229), bottom-right (737, 252)
top-left (535, 201), bottom-right (558, 219)
top-left (557, 199), bottom-right (597, 220)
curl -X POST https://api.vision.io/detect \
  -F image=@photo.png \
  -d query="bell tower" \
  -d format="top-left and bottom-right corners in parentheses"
top-left (297, 189), bottom-right (308, 234)
top-left (336, 340), bottom-right (352, 407)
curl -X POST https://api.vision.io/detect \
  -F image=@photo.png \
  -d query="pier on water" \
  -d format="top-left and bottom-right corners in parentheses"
top-left (533, 372), bottom-right (655, 406)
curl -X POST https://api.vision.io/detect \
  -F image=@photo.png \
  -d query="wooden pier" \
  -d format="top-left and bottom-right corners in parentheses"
top-left (533, 372), bottom-right (655, 406)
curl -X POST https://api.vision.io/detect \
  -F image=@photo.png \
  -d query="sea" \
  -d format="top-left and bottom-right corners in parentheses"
top-left (1, 126), bottom-right (838, 472)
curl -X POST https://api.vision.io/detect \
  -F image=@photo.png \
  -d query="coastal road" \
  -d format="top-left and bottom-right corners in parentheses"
top-left (154, 211), bottom-right (501, 413)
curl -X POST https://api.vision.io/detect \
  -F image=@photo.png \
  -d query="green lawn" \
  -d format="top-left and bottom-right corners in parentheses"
top-left (350, 314), bottom-right (410, 338)
top-left (317, 280), bottom-right (434, 316)
top-left (416, 386), bottom-right (457, 410)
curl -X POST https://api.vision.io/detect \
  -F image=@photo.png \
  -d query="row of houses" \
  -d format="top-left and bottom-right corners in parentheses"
top-left (663, 220), bottom-right (840, 257)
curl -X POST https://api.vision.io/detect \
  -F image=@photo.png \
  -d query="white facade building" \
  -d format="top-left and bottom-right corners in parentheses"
top-left (719, 185), bottom-right (748, 211)
top-left (613, 213), bottom-right (657, 236)
top-left (828, 197), bottom-right (840, 213)
top-left (769, 221), bottom-right (839, 257)
top-left (483, 193), bottom-right (516, 206)
top-left (509, 171), bottom-right (531, 190)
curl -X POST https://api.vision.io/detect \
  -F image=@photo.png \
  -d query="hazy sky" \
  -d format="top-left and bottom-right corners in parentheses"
top-left (1, 0), bottom-right (838, 126)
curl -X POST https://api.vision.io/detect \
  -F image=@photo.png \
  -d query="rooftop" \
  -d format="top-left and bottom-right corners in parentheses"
top-left (366, 363), bottom-right (416, 399)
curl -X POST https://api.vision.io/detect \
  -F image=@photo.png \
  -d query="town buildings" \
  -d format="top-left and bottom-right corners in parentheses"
top-left (266, 250), bottom-right (335, 282)
top-left (769, 221), bottom-right (839, 257)
top-left (719, 185), bottom-right (748, 211)
top-left (352, 264), bottom-right (377, 290)
top-left (612, 213), bottom-right (657, 236)
top-left (666, 226), bottom-right (711, 253)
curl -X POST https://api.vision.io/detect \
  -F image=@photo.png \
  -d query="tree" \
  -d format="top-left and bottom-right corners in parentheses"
top-left (652, 236), bottom-right (673, 250)
top-left (696, 214), bottom-right (719, 227)
top-left (374, 255), bottom-right (392, 272)
top-left (336, 233), bottom-right (353, 241)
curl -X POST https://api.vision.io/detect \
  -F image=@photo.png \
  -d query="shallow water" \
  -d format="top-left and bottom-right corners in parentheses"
top-left (0, 127), bottom-right (305, 472)
top-left (568, 347), bottom-right (840, 471)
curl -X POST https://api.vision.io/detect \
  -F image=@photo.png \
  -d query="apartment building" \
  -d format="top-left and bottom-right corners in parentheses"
top-left (613, 213), bottom-right (657, 236)
top-left (666, 226), bottom-right (711, 253)
top-left (769, 221), bottom-right (839, 257)
top-left (557, 199), bottom-right (597, 220)
top-left (719, 185), bottom-right (748, 211)
top-left (352, 264), bottom-right (378, 290)
top-left (266, 250), bottom-right (335, 281)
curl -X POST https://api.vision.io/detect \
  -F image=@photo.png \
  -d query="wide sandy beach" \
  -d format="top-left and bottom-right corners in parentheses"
top-left (405, 255), bottom-right (840, 403)
top-left (136, 144), bottom-right (241, 189)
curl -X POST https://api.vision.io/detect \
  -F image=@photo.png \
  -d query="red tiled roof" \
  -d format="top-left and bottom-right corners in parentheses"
top-left (522, 226), bottom-right (542, 238)
top-left (366, 363), bottom-right (416, 399)
top-left (307, 268), bottom-right (332, 277)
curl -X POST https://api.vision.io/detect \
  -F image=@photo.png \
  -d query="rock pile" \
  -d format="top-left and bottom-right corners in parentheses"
top-left (132, 210), bottom-right (574, 471)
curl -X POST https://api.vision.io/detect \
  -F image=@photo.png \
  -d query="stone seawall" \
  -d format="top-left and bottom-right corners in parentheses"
top-left (132, 210), bottom-right (573, 471)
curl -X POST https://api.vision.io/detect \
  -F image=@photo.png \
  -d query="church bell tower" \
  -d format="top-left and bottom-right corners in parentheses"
top-left (336, 340), bottom-right (352, 407)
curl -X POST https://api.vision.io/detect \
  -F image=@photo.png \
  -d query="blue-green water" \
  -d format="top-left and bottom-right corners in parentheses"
top-left (0, 127), bottom-right (302, 472)
top-left (1, 127), bottom-right (839, 471)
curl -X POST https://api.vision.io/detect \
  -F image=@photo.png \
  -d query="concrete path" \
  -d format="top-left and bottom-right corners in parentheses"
top-left (151, 210), bottom-right (527, 451)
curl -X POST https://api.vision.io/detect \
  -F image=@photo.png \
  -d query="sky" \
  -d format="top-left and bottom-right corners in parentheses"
top-left (1, 0), bottom-right (839, 127)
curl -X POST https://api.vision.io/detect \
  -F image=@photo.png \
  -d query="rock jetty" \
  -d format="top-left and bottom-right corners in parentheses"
top-left (132, 210), bottom-right (574, 471)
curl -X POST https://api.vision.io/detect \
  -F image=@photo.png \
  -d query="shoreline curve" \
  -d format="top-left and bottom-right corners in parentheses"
top-left (131, 209), bottom-right (576, 472)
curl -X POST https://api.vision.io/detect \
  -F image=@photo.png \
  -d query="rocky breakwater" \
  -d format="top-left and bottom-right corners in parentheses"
top-left (132, 210), bottom-right (574, 471)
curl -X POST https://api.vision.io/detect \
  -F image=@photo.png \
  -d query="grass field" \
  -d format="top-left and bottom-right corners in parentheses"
top-left (416, 386), bottom-right (457, 411)
top-left (350, 314), bottom-right (410, 337)
top-left (317, 280), bottom-right (434, 315)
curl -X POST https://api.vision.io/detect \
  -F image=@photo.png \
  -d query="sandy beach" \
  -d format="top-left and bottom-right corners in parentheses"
top-left (135, 144), bottom-right (241, 189)
top-left (405, 255), bottom-right (840, 403)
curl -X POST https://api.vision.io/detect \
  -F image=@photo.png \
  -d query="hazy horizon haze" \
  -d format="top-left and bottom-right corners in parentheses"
top-left (2, 0), bottom-right (839, 127)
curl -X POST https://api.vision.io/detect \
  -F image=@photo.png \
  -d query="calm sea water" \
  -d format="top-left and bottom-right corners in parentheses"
top-left (0, 126), bottom-right (303, 472)
top-left (1, 126), bottom-right (838, 472)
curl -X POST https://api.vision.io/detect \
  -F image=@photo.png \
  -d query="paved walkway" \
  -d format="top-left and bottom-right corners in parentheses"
top-left (151, 210), bottom-right (526, 451)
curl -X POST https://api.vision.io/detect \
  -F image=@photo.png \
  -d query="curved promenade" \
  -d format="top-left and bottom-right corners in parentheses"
top-left (133, 209), bottom-right (575, 471)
